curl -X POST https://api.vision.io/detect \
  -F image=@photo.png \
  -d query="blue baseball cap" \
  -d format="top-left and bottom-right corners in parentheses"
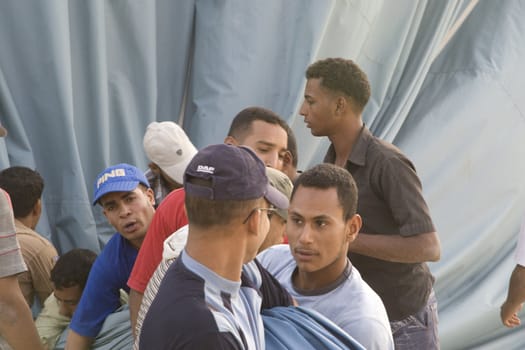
top-left (92, 163), bottom-right (150, 205)
top-left (183, 144), bottom-right (288, 210)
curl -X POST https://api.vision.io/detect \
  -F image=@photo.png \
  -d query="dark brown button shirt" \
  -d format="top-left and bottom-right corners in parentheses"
top-left (324, 125), bottom-right (436, 321)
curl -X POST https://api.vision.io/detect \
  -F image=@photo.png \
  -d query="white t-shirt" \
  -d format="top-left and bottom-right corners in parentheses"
top-left (258, 244), bottom-right (394, 350)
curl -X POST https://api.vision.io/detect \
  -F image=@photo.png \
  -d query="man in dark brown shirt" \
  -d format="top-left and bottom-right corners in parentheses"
top-left (299, 57), bottom-right (441, 349)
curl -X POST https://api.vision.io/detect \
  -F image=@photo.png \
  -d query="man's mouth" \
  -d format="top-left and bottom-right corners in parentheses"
top-left (122, 221), bottom-right (138, 233)
top-left (294, 248), bottom-right (317, 261)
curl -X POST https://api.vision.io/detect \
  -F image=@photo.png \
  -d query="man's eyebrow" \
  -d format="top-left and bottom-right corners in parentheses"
top-left (288, 210), bottom-right (303, 217)
top-left (101, 199), bottom-right (116, 207)
top-left (312, 214), bottom-right (331, 221)
top-left (121, 191), bottom-right (134, 200)
top-left (289, 211), bottom-right (330, 221)
top-left (254, 140), bottom-right (276, 147)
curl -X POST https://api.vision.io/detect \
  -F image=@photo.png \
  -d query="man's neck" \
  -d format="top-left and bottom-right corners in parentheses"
top-left (292, 257), bottom-right (349, 292)
top-left (16, 215), bottom-right (37, 230)
top-left (328, 117), bottom-right (363, 167)
top-left (185, 226), bottom-right (246, 282)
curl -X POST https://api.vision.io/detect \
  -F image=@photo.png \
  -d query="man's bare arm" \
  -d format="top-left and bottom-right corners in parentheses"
top-left (348, 231), bottom-right (441, 263)
top-left (501, 265), bottom-right (525, 327)
top-left (129, 288), bottom-right (144, 338)
top-left (65, 329), bottom-right (94, 350)
top-left (0, 275), bottom-right (44, 350)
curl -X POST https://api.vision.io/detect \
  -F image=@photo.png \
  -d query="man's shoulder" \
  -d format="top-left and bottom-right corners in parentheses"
top-left (366, 134), bottom-right (408, 161)
top-left (144, 261), bottom-right (212, 329)
top-left (142, 261), bottom-right (245, 350)
top-left (160, 188), bottom-right (186, 207)
top-left (344, 267), bottom-right (388, 313)
top-left (256, 245), bottom-right (294, 276)
top-left (15, 223), bottom-right (57, 257)
top-left (257, 244), bottom-right (293, 264)
top-left (152, 188), bottom-right (187, 227)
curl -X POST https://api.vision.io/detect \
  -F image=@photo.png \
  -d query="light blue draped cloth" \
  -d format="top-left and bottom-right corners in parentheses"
top-left (263, 306), bottom-right (365, 350)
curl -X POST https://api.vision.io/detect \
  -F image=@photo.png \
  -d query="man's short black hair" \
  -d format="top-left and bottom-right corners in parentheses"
top-left (0, 166), bottom-right (44, 218)
top-left (227, 106), bottom-right (289, 142)
top-left (306, 58), bottom-right (371, 112)
top-left (51, 248), bottom-right (97, 290)
top-left (292, 163), bottom-right (358, 221)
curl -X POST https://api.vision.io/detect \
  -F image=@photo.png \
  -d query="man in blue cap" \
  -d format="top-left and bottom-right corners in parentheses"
top-left (65, 164), bottom-right (155, 350)
top-left (140, 144), bottom-right (293, 349)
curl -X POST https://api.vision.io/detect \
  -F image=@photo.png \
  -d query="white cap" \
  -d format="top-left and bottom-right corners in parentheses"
top-left (143, 121), bottom-right (197, 184)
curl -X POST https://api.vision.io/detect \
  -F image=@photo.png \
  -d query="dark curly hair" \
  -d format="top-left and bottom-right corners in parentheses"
top-left (306, 58), bottom-right (371, 112)
top-left (51, 248), bottom-right (97, 290)
top-left (0, 166), bottom-right (44, 218)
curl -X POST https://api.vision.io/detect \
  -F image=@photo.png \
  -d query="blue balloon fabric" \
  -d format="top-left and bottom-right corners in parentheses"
top-left (262, 306), bottom-right (366, 350)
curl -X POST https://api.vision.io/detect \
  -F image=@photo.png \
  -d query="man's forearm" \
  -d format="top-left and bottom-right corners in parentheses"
top-left (0, 276), bottom-right (44, 350)
top-left (348, 231), bottom-right (440, 263)
top-left (129, 288), bottom-right (144, 338)
top-left (65, 329), bottom-right (94, 350)
top-left (501, 265), bottom-right (525, 327)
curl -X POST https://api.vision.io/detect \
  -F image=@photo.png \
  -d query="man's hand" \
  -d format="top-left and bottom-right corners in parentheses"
top-left (501, 300), bottom-right (522, 328)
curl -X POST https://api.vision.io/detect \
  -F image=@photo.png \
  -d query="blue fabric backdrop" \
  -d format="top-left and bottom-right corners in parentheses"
top-left (1, 1), bottom-right (524, 348)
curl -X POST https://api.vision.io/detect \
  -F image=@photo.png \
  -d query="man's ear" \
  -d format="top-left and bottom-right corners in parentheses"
top-left (33, 198), bottom-right (42, 217)
top-left (335, 96), bottom-right (346, 114)
top-left (145, 187), bottom-right (155, 206)
top-left (245, 208), bottom-right (263, 237)
top-left (224, 135), bottom-right (239, 145)
top-left (346, 214), bottom-right (362, 243)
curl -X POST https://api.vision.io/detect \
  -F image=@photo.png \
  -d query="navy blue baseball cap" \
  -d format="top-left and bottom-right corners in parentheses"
top-left (92, 163), bottom-right (150, 205)
top-left (184, 144), bottom-right (288, 210)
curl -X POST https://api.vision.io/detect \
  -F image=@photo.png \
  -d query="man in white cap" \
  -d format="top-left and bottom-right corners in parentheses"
top-left (143, 121), bottom-right (197, 206)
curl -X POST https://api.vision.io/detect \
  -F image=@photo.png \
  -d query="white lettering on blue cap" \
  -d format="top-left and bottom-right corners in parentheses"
top-left (96, 168), bottom-right (127, 189)
top-left (196, 165), bottom-right (215, 174)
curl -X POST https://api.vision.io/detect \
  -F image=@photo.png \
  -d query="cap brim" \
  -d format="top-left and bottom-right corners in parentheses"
top-left (264, 184), bottom-right (289, 210)
top-left (159, 148), bottom-right (197, 184)
top-left (0, 125), bottom-right (7, 137)
top-left (92, 180), bottom-right (140, 205)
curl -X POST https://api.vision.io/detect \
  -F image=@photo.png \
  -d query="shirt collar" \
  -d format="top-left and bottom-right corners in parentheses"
top-left (325, 124), bottom-right (370, 167)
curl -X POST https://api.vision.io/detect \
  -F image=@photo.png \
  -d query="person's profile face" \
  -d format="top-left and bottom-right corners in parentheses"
top-left (258, 212), bottom-right (286, 253)
top-left (299, 78), bottom-right (340, 137)
top-left (238, 120), bottom-right (288, 170)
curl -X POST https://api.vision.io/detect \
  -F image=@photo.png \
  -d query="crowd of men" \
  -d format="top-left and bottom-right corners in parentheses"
top-left (0, 58), bottom-right (444, 350)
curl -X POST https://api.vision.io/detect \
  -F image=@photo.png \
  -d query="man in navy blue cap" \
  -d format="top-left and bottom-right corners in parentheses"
top-left (140, 144), bottom-right (293, 349)
top-left (65, 164), bottom-right (155, 350)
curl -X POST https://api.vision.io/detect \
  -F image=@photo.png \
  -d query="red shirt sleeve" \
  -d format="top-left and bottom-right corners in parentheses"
top-left (127, 188), bottom-right (188, 292)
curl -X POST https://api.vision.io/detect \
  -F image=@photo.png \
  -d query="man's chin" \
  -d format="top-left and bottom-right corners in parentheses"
top-left (310, 129), bottom-right (324, 137)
